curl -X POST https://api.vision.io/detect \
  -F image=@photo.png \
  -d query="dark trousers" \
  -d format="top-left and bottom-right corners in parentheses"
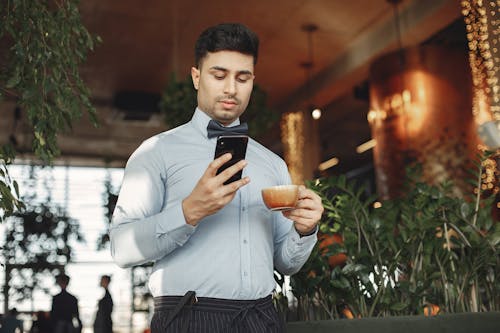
top-left (151, 292), bottom-right (285, 333)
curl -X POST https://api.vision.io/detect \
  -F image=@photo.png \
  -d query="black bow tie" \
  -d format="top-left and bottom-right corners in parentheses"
top-left (207, 120), bottom-right (248, 138)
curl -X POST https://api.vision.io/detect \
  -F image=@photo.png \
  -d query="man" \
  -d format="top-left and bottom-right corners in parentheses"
top-left (93, 275), bottom-right (113, 333)
top-left (0, 308), bottom-right (23, 333)
top-left (51, 274), bottom-right (82, 333)
top-left (29, 311), bottom-right (52, 333)
top-left (110, 23), bottom-right (323, 332)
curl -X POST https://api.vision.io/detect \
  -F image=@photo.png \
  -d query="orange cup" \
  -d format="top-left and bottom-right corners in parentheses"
top-left (261, 185), bottom-right (299, 211)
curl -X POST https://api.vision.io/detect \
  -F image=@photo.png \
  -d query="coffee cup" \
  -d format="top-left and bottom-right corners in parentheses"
top-left (261, 185), bottom-right (299, 211)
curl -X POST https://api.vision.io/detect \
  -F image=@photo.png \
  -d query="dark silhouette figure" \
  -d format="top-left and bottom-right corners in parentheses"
top-left (0, 308), bottom-right (23, 333)
top-left (51, 274), bottom-right (82, 333)
top-left (93, 275), bottom-right (113, 333)
top-left (30, 311), bottom-right (52, 333)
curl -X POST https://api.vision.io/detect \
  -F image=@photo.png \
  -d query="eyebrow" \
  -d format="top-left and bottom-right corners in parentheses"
top-left (209, 66), bottom-right (254, 76)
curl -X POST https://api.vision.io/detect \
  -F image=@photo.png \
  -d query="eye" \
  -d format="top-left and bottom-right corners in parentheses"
top-left (212, 71), bottom-right (226, 80)
top-left (237, 74), bottom-right (252, 83)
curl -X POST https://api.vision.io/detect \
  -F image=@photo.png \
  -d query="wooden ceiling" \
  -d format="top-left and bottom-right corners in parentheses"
top-left (0, 0), bottom-right (464, 173)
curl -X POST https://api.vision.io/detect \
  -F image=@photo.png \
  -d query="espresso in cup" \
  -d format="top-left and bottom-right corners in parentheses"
top-left (261, 185), bottom-right (299, 211)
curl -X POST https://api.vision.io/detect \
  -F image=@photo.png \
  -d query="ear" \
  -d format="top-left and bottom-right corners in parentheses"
top-left (191, 67), bottom-right (200, 90)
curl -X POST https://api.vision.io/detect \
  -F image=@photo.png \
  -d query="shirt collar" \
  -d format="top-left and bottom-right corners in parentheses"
top-left (190, 107), bottom-right (241, 140)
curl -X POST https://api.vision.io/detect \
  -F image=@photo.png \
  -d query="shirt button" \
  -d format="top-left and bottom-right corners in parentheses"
top-left (242, 207), bottom-right (246, 212)
top-left (243, 239), bottom-right (248, 244)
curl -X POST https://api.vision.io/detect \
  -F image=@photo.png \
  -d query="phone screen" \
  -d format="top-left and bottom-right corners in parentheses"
top-left (214, 135), bottom-right (249, 185)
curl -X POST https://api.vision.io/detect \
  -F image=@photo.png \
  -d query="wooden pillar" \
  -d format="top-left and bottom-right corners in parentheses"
top-left (368, 45), bottom-right (480, 199)
top-left (280, 111), bottom-right (321, 184)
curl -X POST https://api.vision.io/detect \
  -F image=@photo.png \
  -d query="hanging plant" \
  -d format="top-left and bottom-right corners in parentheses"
top-left (159, 74), bottom-right (279, 138)
top-left (0, 0), bottom-right (100, 221)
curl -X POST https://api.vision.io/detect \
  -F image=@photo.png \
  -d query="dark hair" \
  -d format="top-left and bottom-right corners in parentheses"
top-left (194, 23), bottom-right (259, 68)
top-left (56, 273), bottom-right (70, 285)
top-left (101, 275), bottom-right (111, 283)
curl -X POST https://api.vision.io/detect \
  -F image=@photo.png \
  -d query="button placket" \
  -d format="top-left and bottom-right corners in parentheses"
top-left (239, 186), bottom-right (251, 297)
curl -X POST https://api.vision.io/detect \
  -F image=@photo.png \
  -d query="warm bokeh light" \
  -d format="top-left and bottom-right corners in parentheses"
top-left (356, 139), bottom-right (377, 154)
top-left (311, 108), bottom-right (322, 120)
top-left (318, 157), bottom-right (339, 171)
top-left (368, 45), bottom-right (479, 199)
top-left (461, 0), bottom-right (500, 123)
top-left (280, 112), bottom-right (305, 185)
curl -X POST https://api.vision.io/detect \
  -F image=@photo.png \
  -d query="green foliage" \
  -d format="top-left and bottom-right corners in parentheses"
top-left (240, 83), bottom-right (279, 138)
top-left (96, 169), bottom-right (118, 250)
top-left (284, 154), bottom-right (499, 320)
top-left (2, 165), bottom-right (84, 303)
top-left (159, 74), bottom-right (279, 138)
top-left (159, 74), bottom-right (197, 129)
top-left (0, 0), bottom-right (100, 220)
top-left (4, 204), bottom-right (84, 302)
top-left (0, 144), bottom-right (24, 221)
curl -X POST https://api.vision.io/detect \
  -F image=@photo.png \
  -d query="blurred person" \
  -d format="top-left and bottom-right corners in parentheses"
top-left (0, 308), bottom-right (23, 333)
top-left (93, 275), bottom-right (113, 333)
top-left (110, 22), bottom-right (323, 332)
top-left (51, 274), bottom-right (82, 333)
top-left (30, 311), bottom-right (52, 333)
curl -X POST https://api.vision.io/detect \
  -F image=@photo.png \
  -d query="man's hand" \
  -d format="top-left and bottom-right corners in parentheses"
top-left (182, 153), bottom-right (250, 226)
top-left (282, 185), bottom-right (324, 235)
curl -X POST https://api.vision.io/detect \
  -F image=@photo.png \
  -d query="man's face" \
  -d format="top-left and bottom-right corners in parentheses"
top-left (191, 51), bottom-right (255, 125)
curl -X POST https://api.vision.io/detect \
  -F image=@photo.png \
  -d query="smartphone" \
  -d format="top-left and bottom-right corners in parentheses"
top-left (214, 135), bottom-right (249, 185)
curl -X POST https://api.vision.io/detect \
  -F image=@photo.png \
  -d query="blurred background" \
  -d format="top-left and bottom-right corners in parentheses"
top-left (1, 0), bottom-right (498, 332)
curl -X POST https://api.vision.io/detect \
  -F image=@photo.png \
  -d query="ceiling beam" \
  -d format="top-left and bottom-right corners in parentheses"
top-left (277, 0), bottom-right (461, 112)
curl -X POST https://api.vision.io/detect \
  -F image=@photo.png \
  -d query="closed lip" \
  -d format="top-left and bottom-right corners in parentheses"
top-left (220, 100), bottom-right (237, 105)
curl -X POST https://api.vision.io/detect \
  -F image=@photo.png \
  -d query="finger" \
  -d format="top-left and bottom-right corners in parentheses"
top-left (222, 176), bottom-right (250, 195)
top-left (283, 207), bottom-right (316, 221)
top-left (298, 187), bottom-right (320, 201)
top-left (284, 201), bottom-right (324, 224)
top-left (216, 159), bottom-right (247, 185)
top-left (283, 209), bottom-right (317, 227)
top-left (295, 197), bottom-right (322, 211)
top-left (206, 153), bottom-right (233, 177)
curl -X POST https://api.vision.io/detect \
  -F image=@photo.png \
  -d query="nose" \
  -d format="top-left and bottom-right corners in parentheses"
top-left (223, 77), bottom-right (237, 96)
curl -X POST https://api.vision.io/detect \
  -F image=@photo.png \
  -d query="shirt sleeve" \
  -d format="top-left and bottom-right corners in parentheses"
top-left (109, 140), bottom-right (196, 268)
top-left (271, 159), bottom-right (318, 275)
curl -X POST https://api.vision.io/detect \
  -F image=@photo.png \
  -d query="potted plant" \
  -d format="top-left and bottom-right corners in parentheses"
top-left (281, 151), bottom-right (499, 322)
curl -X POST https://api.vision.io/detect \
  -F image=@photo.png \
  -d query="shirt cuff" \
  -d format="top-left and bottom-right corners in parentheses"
top-left (296, 225), bottom-right (318, 238)
top-left (283, 225), bottom-right (318, 265)
top-left (289, 225), bottom-right (318, 245)
top-left (155, 203), bottom-right (196, 246)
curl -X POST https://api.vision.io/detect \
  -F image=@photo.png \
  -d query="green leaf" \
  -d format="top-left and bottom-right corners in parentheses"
top-left (5, 68), bottom-right (21, 88)
top-left (342, 263), bottom-right (366, 275)
top-left (389, 302), bottom-right (408, 311)
top-left (13, 180), bottom-right (20, 198)
top-left (331, 276), bottom-right (351, 289)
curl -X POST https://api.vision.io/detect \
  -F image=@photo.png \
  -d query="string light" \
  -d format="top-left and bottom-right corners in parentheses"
top-left (461, 0), bottom-right (500, 123)
top-left (462, 1), bottom-right (499, 206)
top-left (367, 90), bottom-right (411, 123)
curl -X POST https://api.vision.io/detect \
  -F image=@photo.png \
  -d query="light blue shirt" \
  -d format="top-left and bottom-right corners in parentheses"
top-left (110, 108), bottom-right (317, 300)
